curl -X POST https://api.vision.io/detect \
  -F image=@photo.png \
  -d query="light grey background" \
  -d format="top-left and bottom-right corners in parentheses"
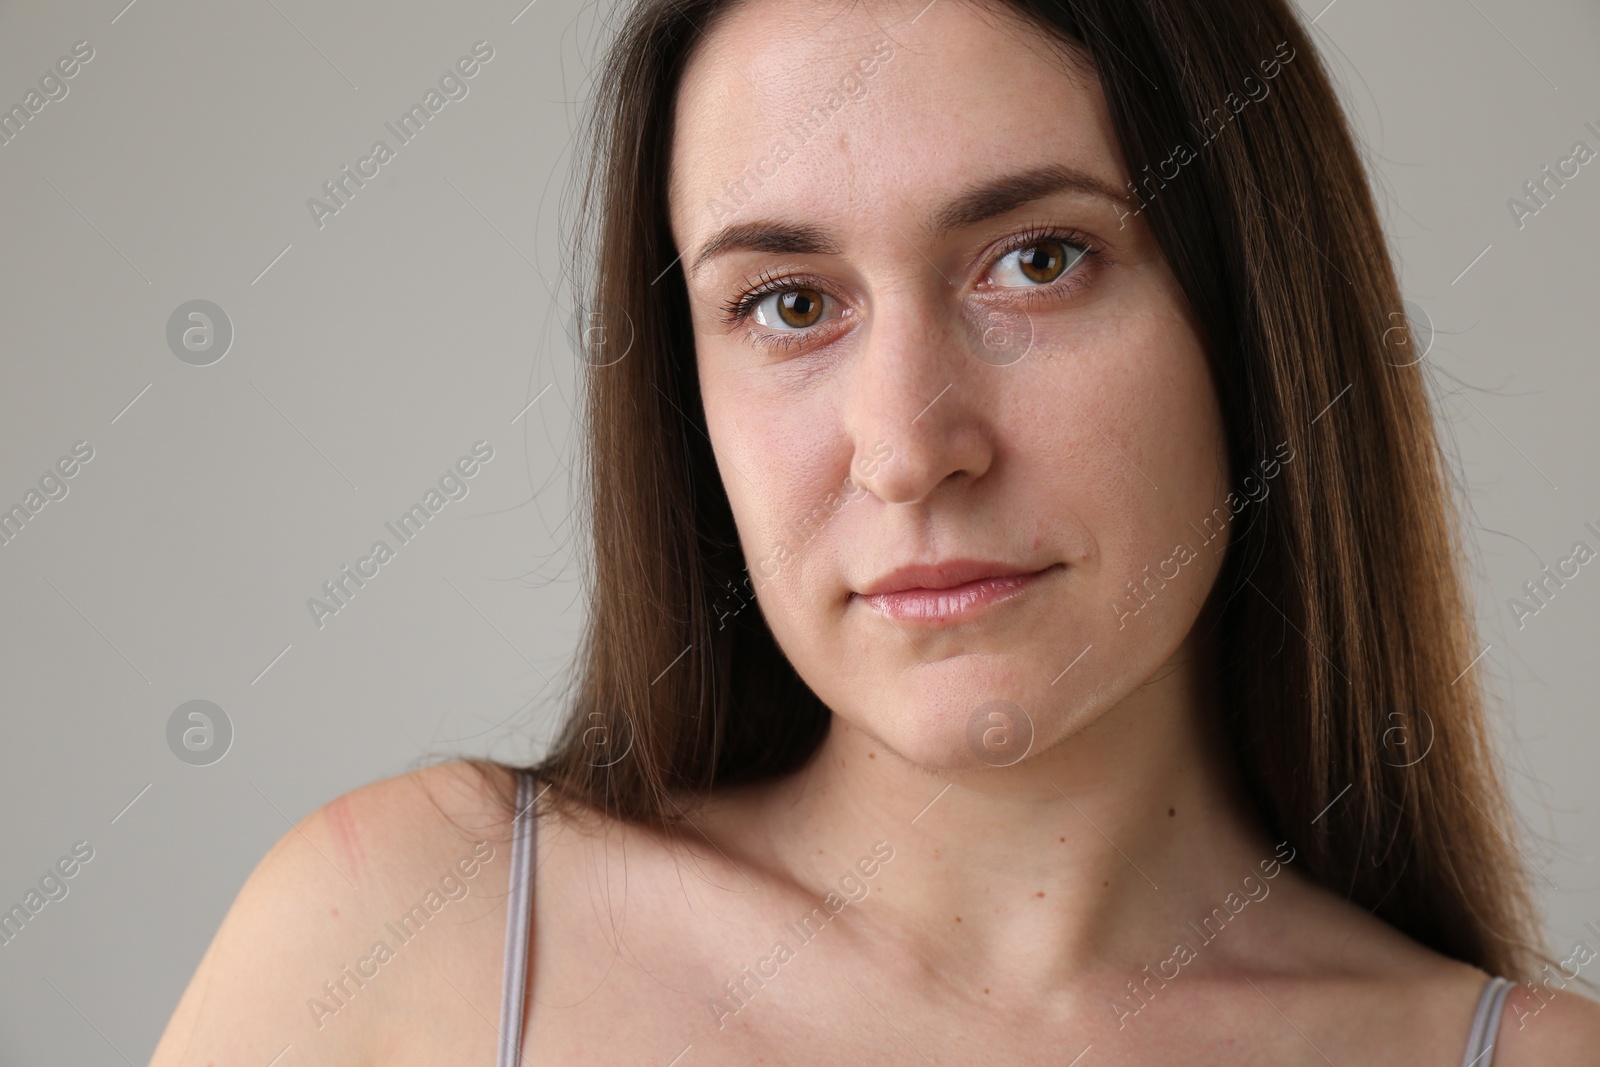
top-left (0, 0), bottom-right (1595, 1060)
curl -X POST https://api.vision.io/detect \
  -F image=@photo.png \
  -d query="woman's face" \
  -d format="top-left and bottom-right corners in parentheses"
top-left (667, 0), bottom-right (1232, 770)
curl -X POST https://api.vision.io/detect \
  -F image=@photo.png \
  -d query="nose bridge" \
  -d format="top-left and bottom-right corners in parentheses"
top-left (841, 288), bottom-right (991, 505)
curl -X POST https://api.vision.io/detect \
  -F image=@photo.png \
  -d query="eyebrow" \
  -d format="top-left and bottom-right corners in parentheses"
top-left (686, 163), bottom-right (1128, 278)
top-left (688, 221), bottom-right (841, 279)
top-left (929, 163), bottom-right (1129, 235)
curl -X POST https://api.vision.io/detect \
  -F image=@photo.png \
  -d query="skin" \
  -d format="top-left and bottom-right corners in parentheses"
top-left (148, 1), bottom-right (1600, 1064)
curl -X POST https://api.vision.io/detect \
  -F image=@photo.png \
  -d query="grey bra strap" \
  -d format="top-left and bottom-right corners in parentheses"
top-left (497, 771), bottom-right (539, 1067)
top-left (1460, 975), bottom-right (1514, 1067)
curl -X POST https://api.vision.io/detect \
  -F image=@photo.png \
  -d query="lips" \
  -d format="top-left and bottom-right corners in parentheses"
top-left (854, 560), bottom-right (1062, 623)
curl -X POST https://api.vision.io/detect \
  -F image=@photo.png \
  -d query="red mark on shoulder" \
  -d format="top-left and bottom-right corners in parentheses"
top-left (323, 795), bottom-right (365, 888)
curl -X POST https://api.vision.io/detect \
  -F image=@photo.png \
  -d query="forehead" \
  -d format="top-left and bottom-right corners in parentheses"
top-left (666, 0), bottom-right (1120, 258)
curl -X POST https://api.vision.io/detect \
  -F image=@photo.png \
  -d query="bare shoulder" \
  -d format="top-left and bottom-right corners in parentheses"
top-left (1224, 866), bottom-right (1548, 1057)
top-left (1494, 980), bottom-right (1600, 1065)
top-left (148, 759), bottom-right (523, 1067)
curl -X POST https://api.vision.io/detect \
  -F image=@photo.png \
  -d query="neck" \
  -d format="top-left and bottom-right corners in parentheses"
top-left (742, 637), bottom-right (1286, 990)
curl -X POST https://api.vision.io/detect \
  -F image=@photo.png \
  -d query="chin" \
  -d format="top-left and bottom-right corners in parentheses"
top-left (853, 671), bottom-right (1071, 773)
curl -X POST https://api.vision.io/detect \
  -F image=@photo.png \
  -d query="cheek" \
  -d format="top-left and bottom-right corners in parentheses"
top-left (1127, 325), bottom-right (1230, 551)
top-left (699, 360), bottom-right (849, 615)
top-left (1021, 302), bottom-right (1228, 607)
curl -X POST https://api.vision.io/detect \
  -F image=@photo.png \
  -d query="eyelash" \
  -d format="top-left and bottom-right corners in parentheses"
top-left (716, 224), bottom-right (1105, 351)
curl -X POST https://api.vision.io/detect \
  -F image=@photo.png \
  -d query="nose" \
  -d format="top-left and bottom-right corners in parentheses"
top-left (840, 294), bottom-right (995, 506)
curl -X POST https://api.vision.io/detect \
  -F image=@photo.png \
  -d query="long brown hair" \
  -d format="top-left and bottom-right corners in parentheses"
top-left (476, 0), bottom-right (1548, 982)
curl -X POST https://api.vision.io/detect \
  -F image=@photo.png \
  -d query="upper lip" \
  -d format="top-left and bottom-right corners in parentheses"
top-left (855, 559), bottom-right (1052, 596)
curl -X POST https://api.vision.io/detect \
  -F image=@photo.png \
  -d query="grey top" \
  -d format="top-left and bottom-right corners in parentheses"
top-left (497, 770), bottom-right (539, 1067)
top-left (493, 770), bottom-right (1513, 1066)
top-left (1461, 975), bottom-right (1515, 1067)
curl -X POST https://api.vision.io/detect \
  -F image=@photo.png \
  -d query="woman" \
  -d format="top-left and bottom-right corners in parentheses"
top-left (151, 0), bottom-right (1600, 1063)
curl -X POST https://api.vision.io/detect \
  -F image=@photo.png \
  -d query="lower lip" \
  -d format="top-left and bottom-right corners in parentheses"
top-left (858, 565), bottom-right (1061, 623)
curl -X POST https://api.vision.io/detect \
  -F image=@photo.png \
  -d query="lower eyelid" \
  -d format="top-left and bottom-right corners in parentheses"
top-left (981, 270), bottom-right (1094, 305)
top-left (747, 311), bottom-right (847, 351)
top-left (739, 326), bottom-right (832, 355)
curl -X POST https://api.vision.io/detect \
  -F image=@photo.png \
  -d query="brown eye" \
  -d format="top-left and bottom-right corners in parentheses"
top-left (1018, 240), bottom-right (1069, 283)
top-left (991, 236), bottom-right (1092, 289)
top-left (755, 287), bottom-right (827, 329)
